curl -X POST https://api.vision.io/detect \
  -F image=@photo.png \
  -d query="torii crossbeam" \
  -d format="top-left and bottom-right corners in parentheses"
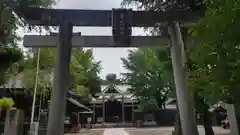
top-left (19, 7), bottom-right (201, 26)
top-left (23, 35), bottom-right (198, 47)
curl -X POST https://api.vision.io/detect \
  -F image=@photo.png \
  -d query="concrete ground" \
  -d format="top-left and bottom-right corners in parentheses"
top-left (65, 126), bottom-right (230, 135)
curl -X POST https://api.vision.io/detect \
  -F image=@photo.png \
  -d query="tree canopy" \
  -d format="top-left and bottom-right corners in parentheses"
top-left (0, 0), bottom-right (55, 89)
top-left (121, 48), bottom-right (170, 112)
top-left (0, 0), bottom-right (55, 47)
top-left (106, 73), bottom-right (117, 82)
top-left (186, 0), bottom-right (240, 105)
top-left (5, 48), bottom-right (101, 103)
top-left (0, 47), bottom-right (23, 85)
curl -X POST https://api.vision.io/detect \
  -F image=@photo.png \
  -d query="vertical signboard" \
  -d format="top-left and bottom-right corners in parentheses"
top-left (112, 8), bottom-right (132, 47)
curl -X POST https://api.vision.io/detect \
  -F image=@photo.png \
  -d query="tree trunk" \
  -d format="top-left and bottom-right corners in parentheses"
top-left (155, 96), bottom-right (164, 109)
top-left (203, 110), bottom-right (215, 135)
top-left (175, 101), bottom-right (182, 135)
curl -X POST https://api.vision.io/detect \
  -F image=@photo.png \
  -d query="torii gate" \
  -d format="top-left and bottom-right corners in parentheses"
top-left (20, 7), bottom-right (202, 135)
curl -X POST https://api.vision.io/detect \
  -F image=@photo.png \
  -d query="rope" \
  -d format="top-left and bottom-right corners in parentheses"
top-left (30, 48), bottom-right (41, 126)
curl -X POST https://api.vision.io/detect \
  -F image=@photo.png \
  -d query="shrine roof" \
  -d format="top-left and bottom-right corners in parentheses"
top-left (101, 84), bottom-right (131, 93)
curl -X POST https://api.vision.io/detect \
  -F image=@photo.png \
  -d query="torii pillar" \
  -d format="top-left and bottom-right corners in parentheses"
top-left (169, 22), bottom-right (198, 135)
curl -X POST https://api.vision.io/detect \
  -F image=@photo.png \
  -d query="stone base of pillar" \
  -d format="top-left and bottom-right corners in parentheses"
top-left (136, 120), bottom-right (141, 128)
top-left (226, 104), bottom-right (239, 135)
top-left (29, 122), bottom-right (39, 135)
top-left (38, 111), bottom-right (48, 135)
top-left (4, 108), bottom-right (24, 135)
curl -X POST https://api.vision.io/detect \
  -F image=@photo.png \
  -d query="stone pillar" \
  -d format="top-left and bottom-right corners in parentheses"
top-left (102, 95), bottom-right (105, 123)
top-left (226, 104), bottom-right (239, 135)
top-left (47, 21), bottom-right (73, 135)
top-left (93, 104), bottom-right (96, 123)
top-left (136, 120), bottom-right (141, 128)
top-left (131, 102), bottom-right (134, 121)
top-left (29, 122), bottom-right (39, 135)
top-left (38, 111), bottom-right (48, 135)
top-left (131, 102), bottom-right (135, 126)
top-left (4, 109), bottom-right (24, 135)
top-left (121, 95), bottom-right (125, 122)
top-left (168, 22), bottom-right (199, 135)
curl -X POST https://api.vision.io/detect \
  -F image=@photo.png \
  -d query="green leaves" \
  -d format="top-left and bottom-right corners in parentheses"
top-left (69, 48), bottom-right (102, 101)
top-left (106, 73), bottom-right (117, 82)
top-left (74, 85), bottom-right (91, 103)
top-left (188, 0), bottom-right (240, 105)
top-left (3, 48), bottom-right (101, 103)
top-left (0, 47), bottom-right (23, 85)
top-left (0, 0), bottom-right (55, 47)
top-left (0, 97), bottom-right (14, 109)
top-left (0, 0), bottom-right (55, 90)
top-left (195, 0), bottom-right (240, 44)
top-left (121, 48), bottom-right (172, 111)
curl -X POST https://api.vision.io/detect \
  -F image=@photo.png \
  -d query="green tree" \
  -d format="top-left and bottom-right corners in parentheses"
top-left (121, 48), bottom-right (169, 112)
top-left (6, 48), bottom-right (101, 104)
top-left (103, 73), bottom-right (122, 85)
top-left (189, 0), bottom-right (240, 133)
top-left (122, 47), bottom-right (215, 134)
top-left (190, 0), bottom-right (240, 104)
top-left (121, 0), bottom-right (238, 134)
top-left (155, 48), bottom-right (183, 135)
top-left (106, 73), bottom-right (117, 82)
top-left (0, 47), bottom-right (23, 85)
top-left (70, 48), bottom-right (102, 102)
top-left (188, 50), bottom-right (215, 135)
top-left (0, 0), bottom-right (55, 90)
top-left (185, 0), bottom-right (240, 133)
top-left (10, 49), bottom-right (56, 96)
top-left (0, 0), bottom-right (55, 47)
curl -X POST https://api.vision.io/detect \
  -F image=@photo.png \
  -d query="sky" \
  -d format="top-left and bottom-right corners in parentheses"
top-left (20, 0), bottom-right (145, 79)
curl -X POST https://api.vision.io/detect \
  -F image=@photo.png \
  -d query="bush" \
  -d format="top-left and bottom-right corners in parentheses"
top-left (0, 97), bottom-right (14, 109)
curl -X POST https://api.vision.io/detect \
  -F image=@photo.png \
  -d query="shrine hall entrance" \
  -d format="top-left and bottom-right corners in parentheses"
top-left (105, 95), bottom-right (122, 122)
top-left (90, 84), bottom-right (138, 123)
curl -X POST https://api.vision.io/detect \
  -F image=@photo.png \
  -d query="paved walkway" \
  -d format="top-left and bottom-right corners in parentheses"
top-left (103, 128), bottom-right (129, 135)
top-left (68, 126), bottom-right (229, 135)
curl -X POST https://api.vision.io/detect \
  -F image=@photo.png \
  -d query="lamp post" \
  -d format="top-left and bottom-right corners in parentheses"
top-left (29, 48), bottom-right (41, 135)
